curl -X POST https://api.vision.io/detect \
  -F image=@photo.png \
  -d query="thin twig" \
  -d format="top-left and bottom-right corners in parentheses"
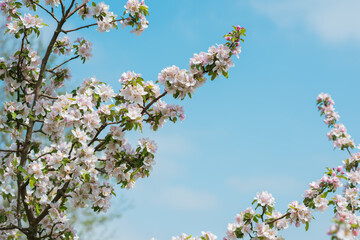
top-left (66, 0), bottom-right (83, 19)
top-left (68, 141), bottom-right (77, 158)
top-left (62, 19), bottom-right (123, 34)
top-left (95, 167), bottom-right (107, 174)
top-left (346, 147), bottom-right (353, 158)
top-left (40, 94), bottom-right (58, 100)
top-left (59, 0), bottom-right (65, 16)
top-left (31, 1), bottom-right (59, 23)
top-left (33, 129), bottom-right (47, 135)
top-left (266, 212), bottom-right (290, 225)
top-left (62, 22), bottom-right (97, 33)
top-left (47, 55), bottom-right (79, 72)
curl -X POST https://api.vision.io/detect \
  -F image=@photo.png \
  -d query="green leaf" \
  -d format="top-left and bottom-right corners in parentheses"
top-left (305, 221), bottom-right (309, 231)
top-left (85, 173), bottom-right (90, 182)
top-left (36, 204), bottom-right (41, 214)
top-left (59, 205), bottom-right (67, 211)
top-left (173, 91), bottom-right (180, 99)
top-left (17, 166), bottom-right (26, 174)
top-left (0, 213), bottom-right (6, 223)
top-left (211, 73), bottom-right (217, 81)
top-left (30, 176), bottom-right (37, 188)
top-left (338, 175), bottom-right (347, 180)
top-left (222, 71), bottom-right (229, 78)
top-left (12, 158), bottom-right (18, 167)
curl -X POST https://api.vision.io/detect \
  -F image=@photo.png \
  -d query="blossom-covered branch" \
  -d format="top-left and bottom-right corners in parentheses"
top-left (170, 94), bottom-right (360, 240)
top-left (0, 0), bottom-right (246, 239)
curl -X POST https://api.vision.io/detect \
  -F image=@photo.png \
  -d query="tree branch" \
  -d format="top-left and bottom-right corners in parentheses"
top-left (66, 0), bottom-right (85, 19)
top-left (59, 0), bottom-right (65, 17)
top-left (35, 181), bottom-right (70, 224)
top-left (0, 149), bottom-right (18, 153)
top-left (30, 1), bottom-right (59, 23)
top-left (0, 225), bottom-right (24, 231)
top-left (21, 7), bottom-right (67, 168)
top-left (142, 91), bottom-right (167, 114)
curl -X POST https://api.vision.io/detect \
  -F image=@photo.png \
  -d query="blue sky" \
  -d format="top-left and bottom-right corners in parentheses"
top-left (64, 0), bottom-right (360, 239)
top-left (3, 0), bottom-right (360, 239)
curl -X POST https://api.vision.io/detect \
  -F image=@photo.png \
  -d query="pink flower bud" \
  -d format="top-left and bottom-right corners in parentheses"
top-left (237, 25), bottom-right (241, 31)
top-left (337, 166), bottom-right (342, 172)
top-left (225, 37), bottom-right (231, 41)
top-left (353, 229), bottom-right (359, 236)
top-left (341, 171), bottom-right (345, 174)
top-left (295, 222), bottom-right (300, 227)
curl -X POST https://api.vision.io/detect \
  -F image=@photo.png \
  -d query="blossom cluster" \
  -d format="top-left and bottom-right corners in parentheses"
top-left (44, 0), bottom-right (61, 8)
top-left (74, 37), bottom-right (93, 62)
top-left (158, 25), bottom-right (245, 100)
top-left (53, 36), bottom-right (73, 56)
top-left (223, 191), bottom-right (310, 240)
top-left (0, 0), bottom-right (19, 21)
top-left (77, 0), bottom-right (149, 35)
top-left (327, 124), bottom-right (355, 150)
top-left (317, 92), bottom-right (339, 127)
top-left (317, 93), bottom-right (355, 150)
top-left (171, 231), bottom-right (217, 240)
top-left (123, 0), bottom-right (149, 35)
top-left (91, 2), bottom-right (118, 33)
top-left (6, 12), bottom-right (43, 38)
top-left (327, 194), bottom-right (360, 239)
top-left (255, 191), bottom-right (275, 207)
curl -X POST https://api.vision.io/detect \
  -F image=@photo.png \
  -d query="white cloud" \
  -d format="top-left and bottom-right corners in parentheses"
top-left (155, 186), bottom-right (219, 211)
top-left (154, 133), bottom-right (196, 156)
top-left (226, 175), bottom-right (305, 194)
top-left (107, 219), bottom-right (151, 240)
top-left (251, 0), bottom-right (360, 44)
